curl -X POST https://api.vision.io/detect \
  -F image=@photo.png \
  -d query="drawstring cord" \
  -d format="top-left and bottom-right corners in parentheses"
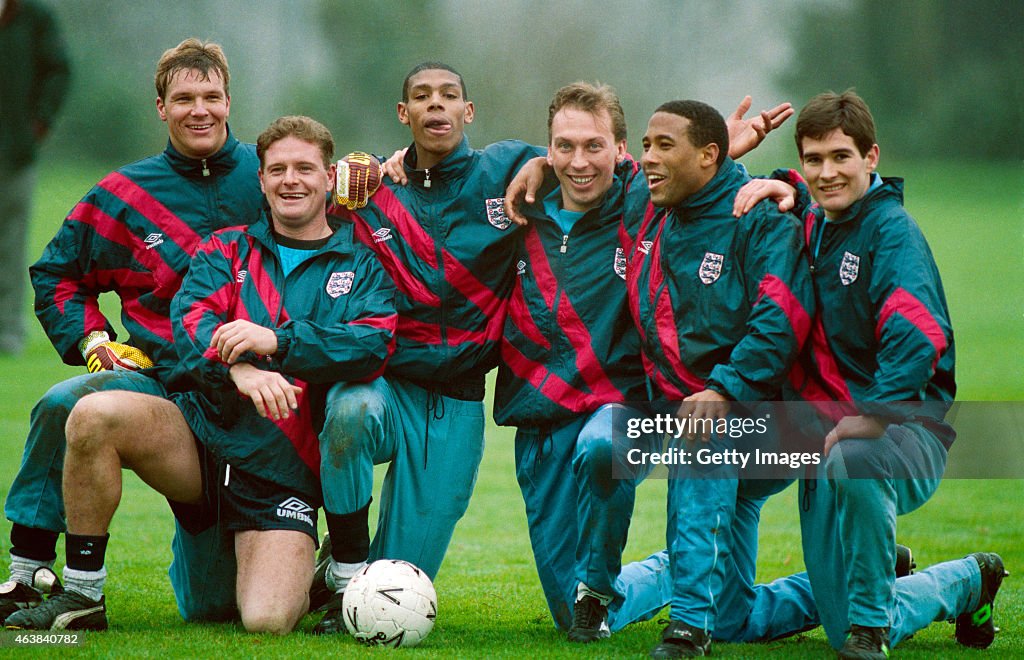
top-left (801, 463), bottom-right (817, 512)
top-left (424, 391), bottom-right (446, 469)
top-left (530, 426), bottom-right (554, 478)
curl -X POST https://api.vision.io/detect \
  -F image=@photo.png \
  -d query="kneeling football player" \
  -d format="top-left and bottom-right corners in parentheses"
top-left (5, 116), bottom-right (396, 633)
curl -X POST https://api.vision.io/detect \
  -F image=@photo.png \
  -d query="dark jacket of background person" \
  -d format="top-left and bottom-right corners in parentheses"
top-left (0, 0), bottom-right (70, 169)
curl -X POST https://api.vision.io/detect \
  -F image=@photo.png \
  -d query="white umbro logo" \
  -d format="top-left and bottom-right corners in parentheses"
top-left (372, 227), bottom-right (393, 243)
top-left (278, 497), bottom-right (312, 513)
top-left (516, 260), bottom-right (527, 275)
top-left (144, 233), bottom-right (165, 250)
top-left (276, 497), bottom-right (315, 527)
top-left (637, 240), bottom-right (653, 255)
top-left (236, 270), bottom-right (248, 283)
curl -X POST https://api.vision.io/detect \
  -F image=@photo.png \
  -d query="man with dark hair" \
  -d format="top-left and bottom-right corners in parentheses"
top-left (629, 100), bottom-right (816, 658)
top-left (401, 60), bottom-right (467, 102)
top-left (1, 37), bottom-right (265, 623)
top-left (0, 0), bottom-right (70, 356)
top-left (6, 115), bottom-right (396, 633)
top-left (310, 62), bottom-right (547, 634)
top-left (741, 90), bottom-right (1006, 659)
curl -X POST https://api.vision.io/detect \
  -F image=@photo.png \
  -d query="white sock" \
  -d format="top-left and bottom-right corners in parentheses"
top-left (9, 553), bottom-right (53, 587)
top-left (63, 566), bottom-right (106, 602)
top-left (326, 560), bottom-right (366, 593)
top-left (576, 582), bottom-right (613, 606)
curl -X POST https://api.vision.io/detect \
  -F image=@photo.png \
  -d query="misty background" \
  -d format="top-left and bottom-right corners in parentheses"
top-left (33, 0), bottom-right (1023, 174)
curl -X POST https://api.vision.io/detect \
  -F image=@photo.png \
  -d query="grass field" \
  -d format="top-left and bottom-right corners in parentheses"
top-left (0, 161), bottom-right (1021, 657)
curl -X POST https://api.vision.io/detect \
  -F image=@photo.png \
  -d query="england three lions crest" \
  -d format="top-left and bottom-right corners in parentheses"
top-left (839, 251), bottom-right (860, 286)
top-left (485, 197), bottom-right (512, 230)
top-left (699, 252), bottom-right (724, 284)
top-left (326, 271), bottom-right (355, 298)
top-left (613, 248), bottom-right (627, 280)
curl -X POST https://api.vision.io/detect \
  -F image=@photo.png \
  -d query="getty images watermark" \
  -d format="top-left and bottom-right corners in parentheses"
top-left (609, 401), bottom-right (1024, 480)
top-left (623, 411), bottom-right (820, 470)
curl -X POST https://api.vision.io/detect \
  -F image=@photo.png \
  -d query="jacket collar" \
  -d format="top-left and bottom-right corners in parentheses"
top-left (249, 209), bottom-right (355, 256)
top-left (402, 136), bottom-right (474, 187)
top-left (669, 157), bottom-right (746, 220)
top-left (526, 157), bottom-right (636, 229)
top-left (812, 176), bottom-right (905, 225)
top-left (163, 126), bottom-right (244, 179)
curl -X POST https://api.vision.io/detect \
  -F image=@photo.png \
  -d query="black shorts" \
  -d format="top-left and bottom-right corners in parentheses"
top-left (168, 440), bottom-right (319, 541)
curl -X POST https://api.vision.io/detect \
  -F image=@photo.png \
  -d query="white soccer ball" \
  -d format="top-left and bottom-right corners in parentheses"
top-left (341, 559), bottom-right (437, 648)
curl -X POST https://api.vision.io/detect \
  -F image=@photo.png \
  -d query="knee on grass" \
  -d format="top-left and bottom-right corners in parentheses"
top-left (239, 600), bottom-right (305, 635)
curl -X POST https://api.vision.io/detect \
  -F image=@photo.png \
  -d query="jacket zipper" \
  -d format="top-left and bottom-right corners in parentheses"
top-left (421, 183), bottom-right (445, 351)
top-left (551, 232), bottom-right (570, 367)
top-left (551, 233), bottom-right (570, 317)
top-left (810, 217), bottom-right (828, 274)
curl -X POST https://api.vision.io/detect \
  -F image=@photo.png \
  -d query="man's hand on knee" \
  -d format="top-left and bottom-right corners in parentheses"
top-left (824, 415), bottom-right (886, 456)
top-left (80, 331), bottom-right (154, 372)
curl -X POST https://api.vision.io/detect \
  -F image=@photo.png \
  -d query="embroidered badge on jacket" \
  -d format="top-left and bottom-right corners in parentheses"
top-left (839, 251), bottom-right (860, 286)
top-left (485, 197), bottom-right (512, 230)
top-left (614, 248), bottom-right (627, 280)
top-left (699, 252), bottom-right (724, 284)
top-left (326, 271), bottom-right (355, 297)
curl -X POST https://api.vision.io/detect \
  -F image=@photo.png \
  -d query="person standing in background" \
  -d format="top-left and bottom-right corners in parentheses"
top-left (0, 0), bottom-right (71, 355)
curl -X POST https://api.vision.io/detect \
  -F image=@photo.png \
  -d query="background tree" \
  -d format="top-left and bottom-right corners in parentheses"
top-left (778, 0), bottom-right (1023, 160)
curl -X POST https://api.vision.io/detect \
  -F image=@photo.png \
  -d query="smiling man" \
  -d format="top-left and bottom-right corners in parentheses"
top-left (731, 91), bottom-right (1009, 657)
top-left (1, 38), bottom-right (266, 625)
top-left (157, 66), bottom-right (230, 162)
top-left (6, 116), bottom-right (396, 633)
top-left (494, 83), bottom-right (670, 642)
top-left (628, 100), bottom-right (817, 658)
top-left (785, 91), bottom-right (1004, 659)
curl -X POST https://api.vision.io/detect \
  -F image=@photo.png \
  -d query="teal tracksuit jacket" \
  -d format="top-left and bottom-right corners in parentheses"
top-left (495, 157), bottom-right (649, 426)
top-left (168, 215), bottom-right (396, 497)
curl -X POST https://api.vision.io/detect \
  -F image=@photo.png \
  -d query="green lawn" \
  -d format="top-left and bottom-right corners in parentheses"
top-left (0, 161), bottom-right (1021, 657)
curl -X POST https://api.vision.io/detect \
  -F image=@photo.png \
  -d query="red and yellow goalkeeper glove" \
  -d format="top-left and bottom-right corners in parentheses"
top-left (335, 152), bottom-right (383, 210)
top-left (79, 331), bottom-right (155, 372)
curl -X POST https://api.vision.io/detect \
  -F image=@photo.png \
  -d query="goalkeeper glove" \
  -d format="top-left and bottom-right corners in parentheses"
top-left (79, 331), bottom-right (155, 372)
top-left (335, 152), bottom-right (383, 210)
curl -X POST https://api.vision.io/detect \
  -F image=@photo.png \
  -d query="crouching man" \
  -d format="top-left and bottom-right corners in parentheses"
top-left (5, 116), bottom-right (396, 633)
